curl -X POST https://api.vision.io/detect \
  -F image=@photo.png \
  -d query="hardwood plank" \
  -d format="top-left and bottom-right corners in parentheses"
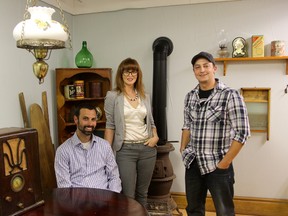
top-left (171, 192), bottom-right (288, 216)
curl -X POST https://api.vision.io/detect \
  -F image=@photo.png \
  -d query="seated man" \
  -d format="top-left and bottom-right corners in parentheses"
top-left (55, 103), bottom-right (122, 193)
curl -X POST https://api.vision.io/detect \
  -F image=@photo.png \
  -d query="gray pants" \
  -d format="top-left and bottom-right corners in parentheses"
top-left (116, 143), bottom-right (157, 207)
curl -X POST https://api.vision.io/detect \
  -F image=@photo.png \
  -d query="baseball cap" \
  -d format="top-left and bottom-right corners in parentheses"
top-left (191, 52), bottom-right (216, 66)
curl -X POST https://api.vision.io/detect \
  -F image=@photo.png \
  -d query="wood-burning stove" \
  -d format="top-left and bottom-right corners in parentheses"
top-left (147, 37), bottom-right (182, 216)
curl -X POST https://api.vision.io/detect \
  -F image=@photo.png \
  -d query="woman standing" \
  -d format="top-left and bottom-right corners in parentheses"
top-left (104, 58), bottom-right (159, 207)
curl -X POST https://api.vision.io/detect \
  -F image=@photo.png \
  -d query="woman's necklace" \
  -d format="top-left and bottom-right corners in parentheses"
top-left (126, 90), bottom-right (139, 101)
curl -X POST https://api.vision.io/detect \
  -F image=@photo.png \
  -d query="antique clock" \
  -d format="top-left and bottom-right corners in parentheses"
top-left (0, 127), bottom-right (44, 216)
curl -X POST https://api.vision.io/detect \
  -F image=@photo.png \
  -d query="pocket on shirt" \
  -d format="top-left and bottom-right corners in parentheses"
top-left (185, 106), bottom-right (198, 121)
top-left (206, 106), bottom-right (225, 122)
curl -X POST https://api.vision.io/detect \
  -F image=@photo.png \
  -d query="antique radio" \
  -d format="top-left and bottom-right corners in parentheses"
top-left (0, 127), bottom-right (44, 216)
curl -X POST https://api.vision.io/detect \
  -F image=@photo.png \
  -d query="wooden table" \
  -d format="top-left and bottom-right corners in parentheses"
top-left (22, 188), bottom-right (149, 216)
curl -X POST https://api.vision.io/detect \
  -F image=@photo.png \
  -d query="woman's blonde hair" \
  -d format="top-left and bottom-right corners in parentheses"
top-left (114, 58), bottom-right (146, 99)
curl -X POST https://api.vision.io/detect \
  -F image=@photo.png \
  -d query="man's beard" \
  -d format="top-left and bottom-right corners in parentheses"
top-left (78, 125), bottom-right (95, 136)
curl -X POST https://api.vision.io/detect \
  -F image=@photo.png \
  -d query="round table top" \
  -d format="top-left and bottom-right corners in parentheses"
top-left (23, 188), bottom-right (149, 216)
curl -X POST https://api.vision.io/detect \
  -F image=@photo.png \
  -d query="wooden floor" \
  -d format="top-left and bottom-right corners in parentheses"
top-left (173, 209), bottom-right (252, 216)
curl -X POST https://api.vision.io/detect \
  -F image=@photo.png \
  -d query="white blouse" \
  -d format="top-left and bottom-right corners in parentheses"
top-left (123, 97), bottom-right (148, 141)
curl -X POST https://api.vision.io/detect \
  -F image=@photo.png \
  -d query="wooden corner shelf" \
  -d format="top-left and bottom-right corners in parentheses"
top-left (215, 56), bottom-right (288, 76)
top-left (56, 68), bottom-right (112, 145)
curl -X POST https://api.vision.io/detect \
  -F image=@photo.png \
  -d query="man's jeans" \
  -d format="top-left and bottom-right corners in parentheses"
top-left (185, 160), bottom-right (235, 216)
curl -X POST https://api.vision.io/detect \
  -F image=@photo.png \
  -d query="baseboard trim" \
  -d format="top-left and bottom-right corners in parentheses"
top-left (171, 192), bottom-right (288, 216)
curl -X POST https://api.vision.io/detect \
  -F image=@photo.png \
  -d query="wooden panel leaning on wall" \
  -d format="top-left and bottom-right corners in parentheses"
top-left (19, 92), bottom-right (57, 196)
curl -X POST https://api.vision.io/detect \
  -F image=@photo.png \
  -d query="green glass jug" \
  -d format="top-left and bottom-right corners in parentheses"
top-left (75, 41), bottom-right (93, 68)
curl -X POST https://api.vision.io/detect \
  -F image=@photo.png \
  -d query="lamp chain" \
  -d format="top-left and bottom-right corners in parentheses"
top-left (24, 0), bottom-right (37, 19)
top-left (20, 0), bottom-right (36, 47)
top-left (55, 0), bottom-right (72, 49)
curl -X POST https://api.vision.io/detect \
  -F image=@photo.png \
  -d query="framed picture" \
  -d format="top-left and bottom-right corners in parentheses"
top-left (232, 37), bottom-right (247, 57)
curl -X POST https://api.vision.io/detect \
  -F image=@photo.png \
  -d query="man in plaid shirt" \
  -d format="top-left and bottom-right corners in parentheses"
top-left (180, 52), bottom-right (250, 216)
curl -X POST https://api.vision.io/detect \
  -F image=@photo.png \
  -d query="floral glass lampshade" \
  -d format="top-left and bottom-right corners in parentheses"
top-left (13, 5), bottom-right (69, 84)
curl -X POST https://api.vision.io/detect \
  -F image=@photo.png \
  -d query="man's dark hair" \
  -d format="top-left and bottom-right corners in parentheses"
top-left (74, 103), bottom-right (96, 117)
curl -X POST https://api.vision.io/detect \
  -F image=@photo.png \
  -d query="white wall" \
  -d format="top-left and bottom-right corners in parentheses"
top-left (72, 0), bottom-right (288, 199)
top-left (1, 0), bottom-right (288, 200)
top-left (0, 0), bottom-right (73, 144)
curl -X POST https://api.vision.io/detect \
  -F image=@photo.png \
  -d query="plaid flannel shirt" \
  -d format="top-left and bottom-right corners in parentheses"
top-left (182, 79), bottom-right (250, 175)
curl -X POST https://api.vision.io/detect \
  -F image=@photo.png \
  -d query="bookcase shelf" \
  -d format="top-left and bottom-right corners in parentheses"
top-left (56, 68), bottom-right (112, 145)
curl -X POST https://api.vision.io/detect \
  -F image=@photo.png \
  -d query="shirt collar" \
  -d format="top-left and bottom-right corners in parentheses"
top-left (70, 132), bottom-right (96, 148)
top-left (193, 78), bottom-right (225, 92)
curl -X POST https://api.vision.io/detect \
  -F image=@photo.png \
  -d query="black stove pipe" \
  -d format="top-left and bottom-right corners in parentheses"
top-left (152, 37), bottom-right (173, 145)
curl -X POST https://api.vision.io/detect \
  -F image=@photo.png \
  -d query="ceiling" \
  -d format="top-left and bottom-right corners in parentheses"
top-left (41, 0), bottom-right (241, 15)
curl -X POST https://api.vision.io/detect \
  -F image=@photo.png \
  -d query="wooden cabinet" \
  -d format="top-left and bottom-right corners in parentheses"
top-left (240, 88), bottom-right (271, 140)
top-left (215, 56), bottom-right (288, 76)
top-left (56, 68), bottom-right (112, 145)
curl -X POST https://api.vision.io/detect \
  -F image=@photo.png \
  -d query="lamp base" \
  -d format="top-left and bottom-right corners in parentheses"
top-left (33, 60), bottom-right (48, 84)
top-left (218, 47), bottom-right (229, 58)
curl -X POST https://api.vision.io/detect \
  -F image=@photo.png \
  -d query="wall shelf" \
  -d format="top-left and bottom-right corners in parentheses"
top-left (215, 56), bottom-right (288, 76)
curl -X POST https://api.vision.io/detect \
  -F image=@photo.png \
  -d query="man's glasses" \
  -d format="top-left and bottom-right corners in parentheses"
top-left (122, 67), bottom-right (138, 76)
